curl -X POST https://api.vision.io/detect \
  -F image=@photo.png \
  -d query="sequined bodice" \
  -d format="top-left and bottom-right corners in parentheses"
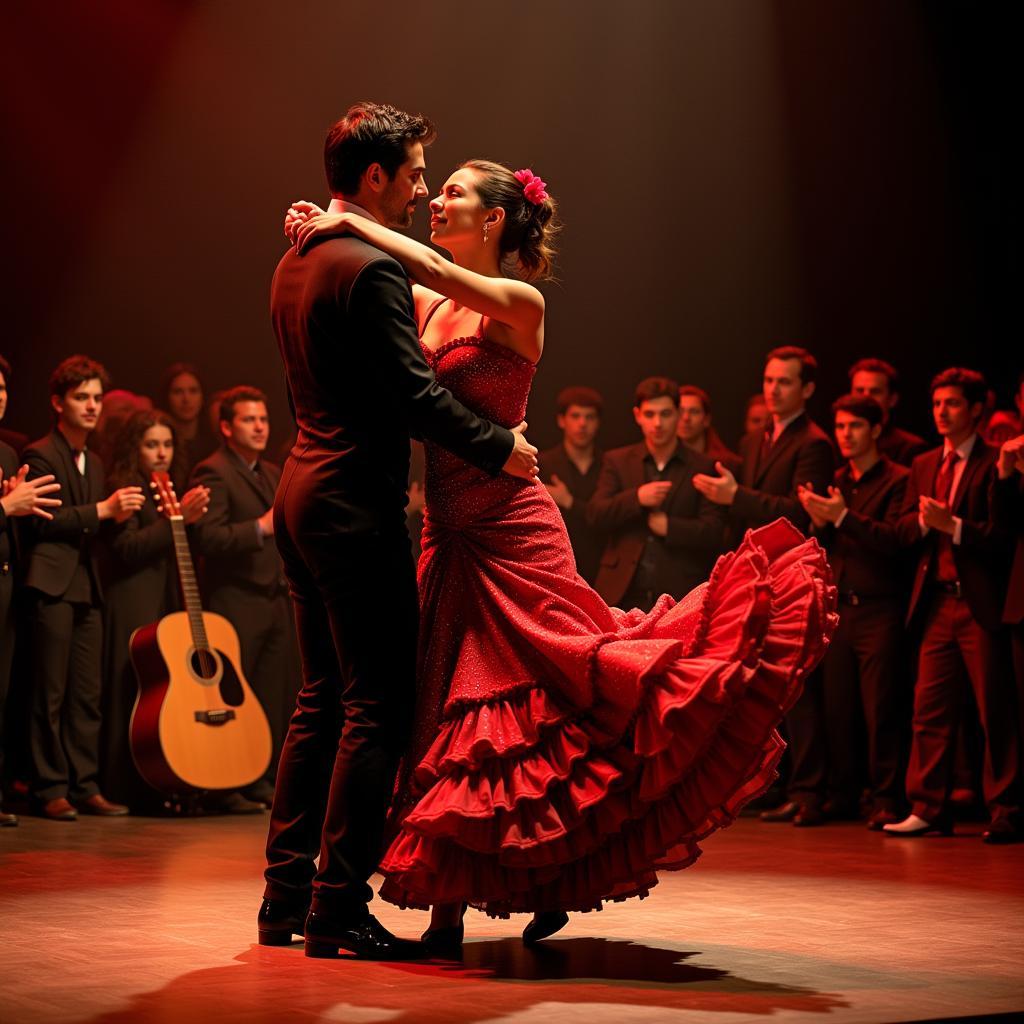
top-left (420, 332), bottom-right (537, 524)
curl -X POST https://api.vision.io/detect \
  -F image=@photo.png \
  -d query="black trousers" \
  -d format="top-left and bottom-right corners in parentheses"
top-left (823, 597), bottom-right (907, 809)
top-left (29, 595), bottom-right (103, 802)
top-left (0, 569), bottom-right (14, 799)
top-left (264, 501), bottom-right (418, 918)
top-left (1012, 622), bottom-right (1024, 779)
top-left (782, 667), bottom-right (827, 802)
top-left (906, 593), bottom-right (1019, 821)
top-left (208, 585), bottom-right (298, 787)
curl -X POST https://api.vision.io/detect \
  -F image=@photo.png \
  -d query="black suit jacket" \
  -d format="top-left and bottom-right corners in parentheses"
top-left (991, 472), bottom-right (1024, 625)
top-left (733, 412), bottom-right (835, 535)
top-left (23, 430), bottom-right (106, 602)
top-left (190, 447), bottom-right (285, 595)
top-left (587, 442), bottom-right (725, 606)
top-left (538, 443), bottom-right (605, 584)
top-left (0, 440), bottom-right (18, 573)
top-left (270, 236), bottom-right (515, 536)
top-left (818, 457), bottom-right (910, 600)
top-left (896, 438), bottom-right (1012, 629)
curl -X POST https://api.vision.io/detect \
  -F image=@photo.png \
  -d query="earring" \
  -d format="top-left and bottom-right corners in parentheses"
top-left (483, 223), bottom-right (490, 243)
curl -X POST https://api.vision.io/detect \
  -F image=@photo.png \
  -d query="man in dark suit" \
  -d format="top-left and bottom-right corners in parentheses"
top-left (884, 368), bottom-right (1019, 843)
top-left (261, 102), bottom-right (536, 958)
top-left (538, 386), bottom-right (605, 585)
top-left (848, 358), bottom-right (929, 467)
top-left (191, 386), bottom-right (295, 811)
top-left (588, 376), bottom-right (725, 612)
top-left (799, 395), bottom-right (911, 829)
top-left (694, 346), bottom-right (835, 825)
top-left (1, 355), bottom-right (63, 826)
top-left (991, 432), bottom-right (1024, 794)
top-left (23, 356), bottom-right (145, 821)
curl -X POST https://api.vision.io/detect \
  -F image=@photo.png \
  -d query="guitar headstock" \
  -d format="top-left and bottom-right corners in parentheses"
top-left (151, 471), bottom-right (183, 520)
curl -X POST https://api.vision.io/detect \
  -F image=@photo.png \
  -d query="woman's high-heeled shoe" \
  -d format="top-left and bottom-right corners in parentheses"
top-left (523, 910), bottom-right (569, 944)
top-left (422, 903), bottom-right (467, 957)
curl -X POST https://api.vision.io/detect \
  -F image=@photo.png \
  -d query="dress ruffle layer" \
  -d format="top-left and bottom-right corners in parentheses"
top-left (379, 519), bottom-right (837, 915)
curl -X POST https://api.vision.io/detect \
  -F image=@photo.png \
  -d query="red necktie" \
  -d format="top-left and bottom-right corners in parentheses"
top-left (933, 450), bottom-right (960, 583)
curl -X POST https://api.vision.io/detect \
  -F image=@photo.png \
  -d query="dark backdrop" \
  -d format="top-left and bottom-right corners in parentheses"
top-left (1, 2), bottom-right (1019, 453)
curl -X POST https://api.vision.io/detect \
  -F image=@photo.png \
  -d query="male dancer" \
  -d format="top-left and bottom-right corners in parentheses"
top-left (261, 102), bottom-right (537, 959)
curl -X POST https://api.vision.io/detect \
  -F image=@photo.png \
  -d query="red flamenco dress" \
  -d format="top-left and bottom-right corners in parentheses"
top-left (379, 319), bottom-right (838, 916)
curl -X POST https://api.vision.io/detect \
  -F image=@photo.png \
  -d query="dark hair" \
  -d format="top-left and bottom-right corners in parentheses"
top-left (848, 357), bottom-right (899, 390)
top-left (108, 409), bottom-right (185, 491)
top-left (460, 159), bottom-right (559, 282)
top-left (0, 354), bottom-right (10, 383)
top-left (634, 376), bottom-right (681, 408)
top-left (324, 101), bottom-right (436, 196)
top-left (678, 385), bottom-right (712, 416)
top-left (218, 385), bottom-right (268, 426)
top-left (746, 393), bottom-right (767, 411)
top-left (556, 385), bottom-right (603, 417)
top-left (160, 362), bottom-right (204, 406)
top-left (930, 367), bottom-right (987, 408)
top-left (832, 393), bottom-right (884, 428)
top-left (765, 345), bottom-right (817, 386)
top-left (49, 355), bottom-right (111, 398)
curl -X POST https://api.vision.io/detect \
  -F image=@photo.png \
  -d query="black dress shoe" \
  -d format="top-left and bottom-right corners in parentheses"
top-left (257, 897), bottom-right (310, 946)
top-left (793, 802), bottom-right (826, 827)
top-left (982, 818), bottom-right (1022, 845)
top-left (0, 811), bottom-right (17, 827)
top-left (304, 911), bottom-right (426, 960)
top-left (523, 910), bottom-right (569, 944)
top-left (760, 800), bottom-right (799, 823)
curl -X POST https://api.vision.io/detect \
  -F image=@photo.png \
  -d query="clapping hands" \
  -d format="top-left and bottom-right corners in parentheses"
top-left (798, 482), bottom-right (847, 528)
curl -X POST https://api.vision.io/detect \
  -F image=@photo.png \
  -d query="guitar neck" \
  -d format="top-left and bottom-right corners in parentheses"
top-left (169, 516), bottom-right (209, 651)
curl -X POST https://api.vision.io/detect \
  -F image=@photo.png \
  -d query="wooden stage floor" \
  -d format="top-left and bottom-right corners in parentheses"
top-left (1, 813), bottom-right (1022, 1024)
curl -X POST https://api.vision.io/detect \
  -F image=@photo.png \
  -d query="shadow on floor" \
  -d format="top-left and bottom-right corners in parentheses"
top-left (80, 937), bottom-right (849, 1024)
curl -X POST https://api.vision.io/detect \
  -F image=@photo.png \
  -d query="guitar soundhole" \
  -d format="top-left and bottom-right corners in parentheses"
top-left (217, 652), bottom-right (245, 708)
top-left (190, 648), bottom-right (219, 680)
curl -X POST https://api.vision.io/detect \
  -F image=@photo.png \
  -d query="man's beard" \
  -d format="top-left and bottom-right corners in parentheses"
top-left (384, 195), bottom-right (416, 229)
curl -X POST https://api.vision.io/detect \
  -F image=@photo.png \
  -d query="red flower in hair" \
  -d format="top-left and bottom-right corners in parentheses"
top-left (514, 168), bottom-right (549, 205)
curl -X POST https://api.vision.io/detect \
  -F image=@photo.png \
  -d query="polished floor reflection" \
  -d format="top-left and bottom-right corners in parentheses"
top-left (2, 814), bottom-right (1022, 1023)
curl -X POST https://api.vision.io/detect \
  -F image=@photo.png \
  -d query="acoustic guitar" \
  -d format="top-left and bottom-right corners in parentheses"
top-left (129, 471), bottom-right (272, 794)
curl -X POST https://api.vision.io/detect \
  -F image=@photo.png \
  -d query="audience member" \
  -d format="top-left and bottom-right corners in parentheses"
top-left (587, 377), bottom-right (724, 612)
top-left (885, 368), bottom-right (1019, 843)
top-left (848, 358), bottom-right (928, 467)
top-left (91, 389), bottom-right (153, 465)
top-left (991, 432), bottom-right (1024, 803)
top-left (742, 393), bottom-right (770, 441)
top-left (23, 356), bottom-right (145, 821)
top-left (538, 386), bottom-right (606, 585)
top-left (161, 363), bottom-right (217, 474)
top-left (1, 355), bottom-right (62, 826)
top-left (694, 346), bottom-right (835, 826)
top-left (799, 395), bottom-right (910, 828)
top-left (190, 386), bottom-right (297, 812)
top-left (100, 410), bottom-right (209, 811)
top-left (677, 385), bottom-right (741, 476)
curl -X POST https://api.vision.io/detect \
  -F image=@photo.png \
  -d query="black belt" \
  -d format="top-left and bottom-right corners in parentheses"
top-left (933, 580), bottom-right (963, 598)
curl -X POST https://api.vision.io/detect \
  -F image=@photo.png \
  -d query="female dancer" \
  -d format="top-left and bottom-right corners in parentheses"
top-left (285, 160), bottom-right (836, 949)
